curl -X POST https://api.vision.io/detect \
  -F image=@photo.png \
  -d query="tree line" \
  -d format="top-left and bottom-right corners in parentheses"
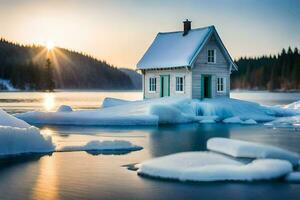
top-left (232, 47), bottom-right (300, 91)
top-left (0, 38), bottom-right (137, 90)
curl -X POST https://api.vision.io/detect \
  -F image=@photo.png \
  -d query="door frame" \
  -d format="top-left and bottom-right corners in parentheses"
top-left (201, 74), bottom-right (212, 99)
top-left (160, 75), bottom-right (170, 97)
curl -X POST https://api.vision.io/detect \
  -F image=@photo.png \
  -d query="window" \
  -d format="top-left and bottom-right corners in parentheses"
top-left (217, 77), bottom-right (226, 92)
top-left (208, 49), bottom-right (216, 63)
top-left (176, 76), bottom-right (184, 92)
top-left (149, 77), bottom-right (156, 92)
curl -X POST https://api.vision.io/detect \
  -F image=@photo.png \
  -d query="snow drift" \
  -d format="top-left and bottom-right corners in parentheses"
top-left (138, 152), bottom-right (292, 182)
top-left (58, 140), bottom-right (142, 152)
top-left (15, 97), bottom-right (299, 126)
top-left (207, 138), bottom-right (300, 166)
top-left (0, 109), bottom-right (55, 156)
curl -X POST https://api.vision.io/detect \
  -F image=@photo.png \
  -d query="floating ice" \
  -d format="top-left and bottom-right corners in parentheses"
top-left (285, 172), bottom-right (300, 182)
top-left (207, 138), bottom-right (300, 166)
top-left (138, 151), bottom-right (292, 182)
top-left (223, 116), bottom-right (243, 124)
top-left (265, 116), bottom-right (300, 130)
top-left (0, 109), bottom-right (30, 128)
top-left (57, 105), bottom-right (73, 112)
top-left (101, 97), bottom-right (131, 108)
top-left (58, 140), bottom-right (142, 152)
top-left (15, 97), bottom-right (299, 126)
top-left (0, 109), bottom-right (54, 156)
top-left (242, 119), bottom-right (257, 125)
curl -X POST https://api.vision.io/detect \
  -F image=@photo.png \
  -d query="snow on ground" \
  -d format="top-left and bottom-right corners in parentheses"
top-left (138, 151), bottom-right (292, 182)
top-left (0, 109), bottom-right (54, 156)
top-left (15, 97), bottom-right (299, 126)
top-left (207, 138), bottom-right (300, 166)
top-left (58, 140), bottom-right (142, 152)
top-left (0, 79), bottom-right (18, 91)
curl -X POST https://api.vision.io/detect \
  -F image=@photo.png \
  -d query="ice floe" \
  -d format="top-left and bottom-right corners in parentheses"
top-left (265, 115), bottom-right (300, 130)
top-left (58, 140), bottom-right (142, 152)
top-left (207, 138), bottom-right (300, 166)
top-left (0, 109), bottom-right (55, 156)
top-left (285, 172), bottom-right (300, 182)
top-left (15, 97), bottom-right (299, 126)
top-left (138, 138), bottom-right (300, 182)
top-left (57, 105), bottom-right (73, 112)
top-left (138, 151), bottom-right (292, 182)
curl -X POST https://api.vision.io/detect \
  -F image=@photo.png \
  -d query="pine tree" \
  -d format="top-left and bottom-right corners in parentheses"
top-left (45, 58), bottom-right (55, 91)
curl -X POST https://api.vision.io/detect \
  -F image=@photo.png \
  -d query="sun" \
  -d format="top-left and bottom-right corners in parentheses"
top-left (46, 40), bottom-right (55, 50)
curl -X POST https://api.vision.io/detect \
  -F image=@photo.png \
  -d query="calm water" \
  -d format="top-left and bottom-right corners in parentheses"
top-left (0, 90), bottom-right (300, 200)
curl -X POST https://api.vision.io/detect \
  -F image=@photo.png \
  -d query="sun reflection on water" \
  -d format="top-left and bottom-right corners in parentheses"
top-left (43, 93), bottom-right (55, 111)
top-left (32, 154), bottom-right (58, 200)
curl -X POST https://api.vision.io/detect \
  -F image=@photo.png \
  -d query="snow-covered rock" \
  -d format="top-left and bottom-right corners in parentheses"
top-left (0, 109), bottom-right (54, 156)
top-left (138, 151), bottom-right (292, 182)
top-left (15, 97), bottom-right (299, 126)
top-left (58, 140), bottom-right (142, 152)
top-left (285, 172), bottom-right (300, 182)
top-left (57, 105), bottom-right (73, 112)
top-left (207, 138), bottom-right (300, 166)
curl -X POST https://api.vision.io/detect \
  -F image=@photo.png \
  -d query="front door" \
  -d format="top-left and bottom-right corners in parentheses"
top-left (160, 75), bottom-right (170, 97)
top-left (201, 75), bottom-right (212, 99)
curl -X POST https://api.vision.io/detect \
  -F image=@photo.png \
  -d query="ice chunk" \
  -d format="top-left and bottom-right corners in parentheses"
top-left (57, 105), bottom-right (73, 112)
top-left (264, 116), bottom-right (300, 130)
top-left (242, 119), bottom-right (257, 125)
top-left (15, 97), bottom-right (300, 126)
top-left (283, 100), bottom-right (300, 110)
top-left (102, 97), bottom-right (131, 108)
top-left (149, 104), bottom-right (194, 124)
top-left (285, 172), bottom-right (300, 182)
top-left (199, 119), bottom-right (216, 123)
top-left (0, 109), bottom-right (30, 128)
top-left (223, 116), bottom-right (243, 124)
top-left (0, 109), bottom-right (54, 156)
top-left (59, 140), bottom-right (142, 152)
top-left (138, 152), bottom-right (292, 182)
top-left (207, 138), bottom-right (300, 166)
top-left (0, 125), bottom-right (55, 156)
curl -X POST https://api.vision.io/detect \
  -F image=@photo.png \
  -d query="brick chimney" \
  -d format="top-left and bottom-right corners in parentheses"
top-left (183, 19), bottom-right (191, 36)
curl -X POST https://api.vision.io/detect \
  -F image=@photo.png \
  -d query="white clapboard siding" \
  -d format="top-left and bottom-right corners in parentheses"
top-left (144, 68), bottom-right (192, 99)
top-left (191, 35), bottom-right (231, 99)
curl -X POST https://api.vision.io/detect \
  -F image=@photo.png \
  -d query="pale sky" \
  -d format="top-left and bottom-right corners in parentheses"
top-left (0, 0), bottom-right (299, 68)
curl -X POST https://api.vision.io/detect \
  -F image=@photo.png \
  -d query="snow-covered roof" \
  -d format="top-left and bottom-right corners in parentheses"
top-left (137, 26), bottom-right (238, 71)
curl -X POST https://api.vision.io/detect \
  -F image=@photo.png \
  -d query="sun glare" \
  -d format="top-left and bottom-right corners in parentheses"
top-left (43, 93), bottom-right (55, 111)
top-left (46, 40), bottom-right (55, 50)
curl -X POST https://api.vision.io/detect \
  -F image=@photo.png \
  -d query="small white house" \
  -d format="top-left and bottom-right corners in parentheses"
top-left (137, 20), bottom-right (238, 99)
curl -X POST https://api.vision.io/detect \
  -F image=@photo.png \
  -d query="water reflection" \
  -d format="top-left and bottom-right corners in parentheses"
top-left (32, 155), bottom-right (58, 200)
top-left (148, 124), bottom-right (230, 157)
